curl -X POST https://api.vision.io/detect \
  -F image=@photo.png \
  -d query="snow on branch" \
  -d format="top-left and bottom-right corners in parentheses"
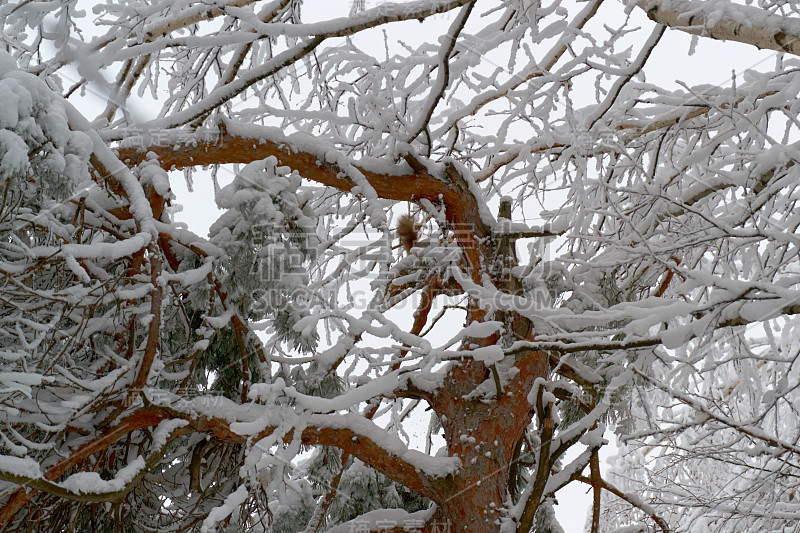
top-left (638, 0), bottom-right (800, 56)
top-left (112, 123), bottom-right (494, 241)
top-left (0, 420), bottom-right (186, 503)
top-left (156, 398), bottom-right (460, 499)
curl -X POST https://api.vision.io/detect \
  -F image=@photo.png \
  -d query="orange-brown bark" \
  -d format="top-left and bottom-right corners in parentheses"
top-left (116, 135), bottom-right (491, 282)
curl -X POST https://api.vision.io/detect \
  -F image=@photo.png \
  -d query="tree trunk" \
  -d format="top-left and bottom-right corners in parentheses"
top-left (426, 348), bottom-right (548, 532)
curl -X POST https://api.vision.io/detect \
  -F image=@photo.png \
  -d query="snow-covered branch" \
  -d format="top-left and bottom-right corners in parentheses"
top-left (638, 0), bottom-right (800, 56)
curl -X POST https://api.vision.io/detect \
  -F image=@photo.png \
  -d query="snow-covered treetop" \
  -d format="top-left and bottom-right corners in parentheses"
top-left (2, 1), bottom-right (800, 532)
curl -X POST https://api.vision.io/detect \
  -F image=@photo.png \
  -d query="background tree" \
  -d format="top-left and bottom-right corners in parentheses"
top-left (2, 1), bottom-right (800, 532)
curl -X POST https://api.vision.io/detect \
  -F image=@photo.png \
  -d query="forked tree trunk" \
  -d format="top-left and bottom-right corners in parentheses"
top-left (416, 199), bottom-right (549, 533)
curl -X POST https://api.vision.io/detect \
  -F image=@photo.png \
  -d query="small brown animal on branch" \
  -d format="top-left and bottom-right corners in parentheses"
top-left (396, 214), bottom-right (421, 253)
